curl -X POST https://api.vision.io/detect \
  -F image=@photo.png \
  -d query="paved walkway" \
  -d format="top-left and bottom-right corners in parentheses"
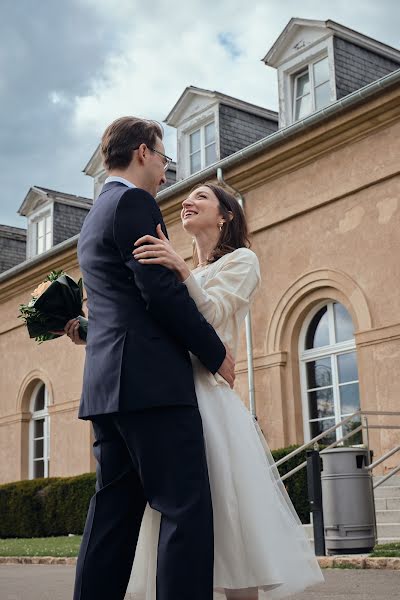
top-left (1, 565), bottom-right (400, 599)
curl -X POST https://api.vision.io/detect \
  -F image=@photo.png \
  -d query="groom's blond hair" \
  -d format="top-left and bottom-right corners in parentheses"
top-left (101, 116), bottom-right (163, 171)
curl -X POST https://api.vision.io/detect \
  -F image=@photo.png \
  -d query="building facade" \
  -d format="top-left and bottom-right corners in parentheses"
top-left (1, 18), bottom-right (400, 484)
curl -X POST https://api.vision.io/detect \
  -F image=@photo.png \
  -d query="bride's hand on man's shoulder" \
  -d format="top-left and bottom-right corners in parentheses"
top-left (132, 224), bottom-right (190, 281)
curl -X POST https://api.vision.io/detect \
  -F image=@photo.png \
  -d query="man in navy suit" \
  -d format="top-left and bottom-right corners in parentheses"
top-left (73, 116), bottom-right (235, 600)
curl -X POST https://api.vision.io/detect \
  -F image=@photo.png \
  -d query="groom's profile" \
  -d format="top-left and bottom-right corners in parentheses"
top-left (73, 116), bottom-right (235, 600)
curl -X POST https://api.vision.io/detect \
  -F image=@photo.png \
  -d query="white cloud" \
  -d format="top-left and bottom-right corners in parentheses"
top-left (71, 0), bottom-right (283, 157)
top-left (70, 0), bottom-right (400, 160)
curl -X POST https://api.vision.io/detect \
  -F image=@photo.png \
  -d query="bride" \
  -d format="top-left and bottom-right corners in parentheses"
top-left (66, 182), bottom-right (323, 599)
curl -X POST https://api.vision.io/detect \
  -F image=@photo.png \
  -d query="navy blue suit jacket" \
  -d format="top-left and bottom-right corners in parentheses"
top-left (77, 181), bottom-right (226, 419)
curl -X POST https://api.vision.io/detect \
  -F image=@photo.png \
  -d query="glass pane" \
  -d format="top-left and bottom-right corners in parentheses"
top-left (334, 303), bottom-right (354, 342)
top-left (34, 419), bottom-right (44, 438)
top-left (45, 232), bottom-right (52, 250)
top-left (337, 352), bottom-right (358, 383)
top-left (205, 143), bottom-right (216, 166)
top-left (34, 385), bottom-right (46, 411)
top-left (306, 357), bottom-right (332, 388)
top-left (190, 130), bottom-right (200, 153)
top-left (295, 71), bottom-right (310, 97)
top-left (34, 460), bottom-right (44, 479)
top-left (308, 388), bottom-right (334, 420)
top-left (310, 418), bottom-right (336, 445)
top-left (37, 235), bottom-right (44, 255)
top-left (37, 219), bottom-right (44, 237)
top-left (340, 383), bottom-right (360, 414)
top-left (190, 151), bottom-right (201, 174)
top-left (342, 416), bottom-right (362, 445)
top-left (205, 122), bottom-right (215, 145)
top-left (315, 81), bottom-right (331, 110)
top-left (34, 438), bottom-right (44, 459)
top-left (295, 94), bottom-right (311, 120)
top-left (305, 306), bottom-right (330, 349)
top-left (313, 57), bottom-right (329, 85)
top-left (45, 215), bottom-right (52, 234)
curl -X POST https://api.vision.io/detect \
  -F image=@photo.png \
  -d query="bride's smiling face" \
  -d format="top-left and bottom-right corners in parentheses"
top-left (180, 186), bottom-right (223, 235)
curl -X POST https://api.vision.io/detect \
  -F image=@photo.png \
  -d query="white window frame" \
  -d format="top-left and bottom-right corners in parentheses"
top-left (277, 35), bottom-right (337, 128)
top-left (27, 203), bottom-right (54, 259)
top-left (187, 120), bottom-right (217, 175)
top-left (177, 103), bottom-right (220, 180)
top-left (299, 301), bottom-right (359, 444)
top-left (29, 382), bottom-right (50, 480)
top-left (292, 55), bottom-right (331, 121)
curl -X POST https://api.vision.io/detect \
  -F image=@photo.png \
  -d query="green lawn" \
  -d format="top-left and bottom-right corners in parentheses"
top-left (0, 537), bottom-right (399, 558)
top-left (0, 536), bottom-right (82, 557)
top-left (369, 542), bottom-right (400, 558)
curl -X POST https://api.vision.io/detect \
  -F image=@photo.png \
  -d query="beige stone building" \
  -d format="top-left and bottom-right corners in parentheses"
top-left (1, 18), bottom-right (400, 485)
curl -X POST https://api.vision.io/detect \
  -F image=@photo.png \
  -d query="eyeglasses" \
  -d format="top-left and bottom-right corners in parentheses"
top-left (132, 144), bottom-right (172, 172)
top-left (148, 147), bottom-right (173, 172)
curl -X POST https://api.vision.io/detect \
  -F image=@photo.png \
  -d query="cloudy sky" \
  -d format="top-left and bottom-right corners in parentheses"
top-left (1, 0), bottom-right (399, 228)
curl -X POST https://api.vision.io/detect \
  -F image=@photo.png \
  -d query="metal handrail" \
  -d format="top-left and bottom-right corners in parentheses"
top-left (374, 464), bottom-right (400, 489)
top-left (280, 425), bottom-right (363, 482)
top-left (366, 445), bottom-right (400, 471)
top-left (275, 411), bottom-right (361, 468)
top-left (277, 409), bottom-right (400, 483)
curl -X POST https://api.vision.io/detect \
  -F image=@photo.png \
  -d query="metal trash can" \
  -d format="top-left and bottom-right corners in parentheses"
top-left (321, 447), bottom-right (376, 554)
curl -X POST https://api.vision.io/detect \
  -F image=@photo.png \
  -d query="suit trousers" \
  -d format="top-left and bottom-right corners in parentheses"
top-left (73, 406), bottom-right (214, 600)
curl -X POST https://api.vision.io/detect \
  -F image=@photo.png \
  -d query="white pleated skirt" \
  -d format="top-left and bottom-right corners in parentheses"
top-left (127, 358), bottom-right (324, 599)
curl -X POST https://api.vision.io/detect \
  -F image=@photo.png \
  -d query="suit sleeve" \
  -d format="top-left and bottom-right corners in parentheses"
top-left (113, 187), bottom-right (226, 374)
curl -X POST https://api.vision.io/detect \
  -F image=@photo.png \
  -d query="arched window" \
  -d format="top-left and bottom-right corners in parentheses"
top-left (299, 301), bottom-right (361, 445)
top-left (29, 382), bottom-right (50, 479)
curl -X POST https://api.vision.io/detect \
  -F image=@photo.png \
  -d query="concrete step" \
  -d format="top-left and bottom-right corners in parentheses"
top-left (375, 509), bottom-right (400, 524)
top-left (374, 485), bottom-right (400, 498)
top-left (375, 497), bottom-right (400, 510)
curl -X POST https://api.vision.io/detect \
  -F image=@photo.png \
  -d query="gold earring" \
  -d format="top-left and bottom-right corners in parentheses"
top-left (218, 222), bottom-right (224, 232)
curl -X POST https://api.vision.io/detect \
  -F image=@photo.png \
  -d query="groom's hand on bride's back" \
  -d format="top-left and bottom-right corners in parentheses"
top-left (218, 347), bottom-right (235, 388)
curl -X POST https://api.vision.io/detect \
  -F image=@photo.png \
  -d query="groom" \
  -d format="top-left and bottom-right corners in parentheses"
top-left (73, 116), bottom-right (235, 600)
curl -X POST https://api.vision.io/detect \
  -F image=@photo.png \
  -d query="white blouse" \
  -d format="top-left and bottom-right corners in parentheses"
top-left (183, 247), bottom-right (261, 386)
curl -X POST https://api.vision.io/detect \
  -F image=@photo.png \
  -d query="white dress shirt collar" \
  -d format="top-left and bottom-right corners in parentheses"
top-left (104, 176), bottom-right (136, 188)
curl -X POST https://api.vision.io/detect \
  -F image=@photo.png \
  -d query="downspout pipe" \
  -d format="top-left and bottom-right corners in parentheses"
top-left (216, 167), bottom-right (257, 419)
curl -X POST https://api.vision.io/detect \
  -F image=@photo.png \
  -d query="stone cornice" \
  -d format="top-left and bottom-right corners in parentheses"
top-left (355, 323), bottom-right (400, 348)
top-left (0, 240), bottom-right (80, 303)
top-left (236, 352), bottom-right (288, 372)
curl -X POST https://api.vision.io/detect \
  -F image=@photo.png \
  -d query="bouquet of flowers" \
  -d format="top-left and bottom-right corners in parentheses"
top-left (18, 270), bottom-right (88, 344)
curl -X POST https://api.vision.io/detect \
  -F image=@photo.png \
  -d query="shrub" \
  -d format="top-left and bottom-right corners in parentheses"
top-left (271, 444), bottom-right (310, 524)
top-left (0, 473), bottom-right (96, 538)
top-left (0, 444), bottom-right (313, 537)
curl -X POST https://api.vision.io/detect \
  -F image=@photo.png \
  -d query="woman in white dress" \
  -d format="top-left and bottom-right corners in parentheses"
top-left (128, 182), bottom-right (323, 599)
top-left (66, 183), bottom-right (323, 599)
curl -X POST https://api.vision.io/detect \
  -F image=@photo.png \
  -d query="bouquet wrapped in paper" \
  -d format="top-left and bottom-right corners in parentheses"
top-left (18, 270), bottom-right (87, 344)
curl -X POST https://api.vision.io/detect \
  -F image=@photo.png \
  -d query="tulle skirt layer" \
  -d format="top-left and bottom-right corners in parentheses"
top-left (127, 359), bottom-right (323, 598)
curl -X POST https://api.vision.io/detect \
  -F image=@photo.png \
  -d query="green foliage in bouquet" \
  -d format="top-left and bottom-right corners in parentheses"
top-left (18, 271), bottom-right (66, 344)
top-left (18, 270), bottom-right (87, 344)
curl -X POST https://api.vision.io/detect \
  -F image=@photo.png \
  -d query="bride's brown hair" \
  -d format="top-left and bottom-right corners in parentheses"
top-left (191, 183), bottom-right (251, 268)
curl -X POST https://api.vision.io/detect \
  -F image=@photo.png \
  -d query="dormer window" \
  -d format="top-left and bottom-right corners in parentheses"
top-left (165, 86), bottom-right (277, 180)
top-left (35, 213), bottom-right (52, 255)
top-left (293, 56), bottom-right (331, 121)
top-left (19, 187), bottom-right (91, 260)
top-left (189, 121), bottom-right (217, 175)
